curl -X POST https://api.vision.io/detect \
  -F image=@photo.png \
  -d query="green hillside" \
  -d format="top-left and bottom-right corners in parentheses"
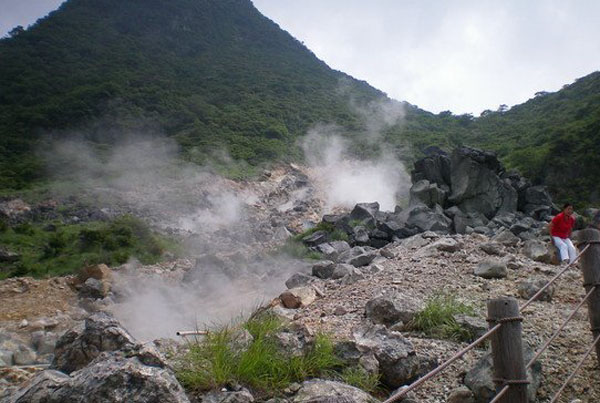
top-left (468, 72), bottom-right (600, 206)
top-left (0, 0), bottom-right (384, 188)
top-left (0, 0), bottom-right (599, 207)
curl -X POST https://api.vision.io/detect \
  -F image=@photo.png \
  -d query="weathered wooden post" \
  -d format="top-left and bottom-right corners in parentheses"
top-left (577, 228), bottom-right (600, 366)
top-left (487, 297), bottom-right (528, 403)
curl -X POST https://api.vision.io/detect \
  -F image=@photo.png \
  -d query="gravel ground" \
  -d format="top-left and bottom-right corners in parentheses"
top-left (292, 233), bottom-right (599, 403)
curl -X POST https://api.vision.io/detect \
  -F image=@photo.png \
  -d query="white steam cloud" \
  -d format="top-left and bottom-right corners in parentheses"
top-left (302, 125), bottom-right (411, 212)
top-left (43, 134), bottom-right (305, 340)
top-left (352, 98), bottom-right (406, 140)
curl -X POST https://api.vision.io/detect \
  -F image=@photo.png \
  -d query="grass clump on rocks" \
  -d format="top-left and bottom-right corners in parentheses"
top-left (177, 313), bottom-right (343, 397)
top-left (339, 366), bottom-right (381, 394)
top-left (277, 238), bottom-right (322, 260)
top-left (409, 293), bottom-right (476, 342)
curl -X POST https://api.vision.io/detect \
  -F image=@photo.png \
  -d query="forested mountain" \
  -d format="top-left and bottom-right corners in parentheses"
top-left (0, 0), bottom-right (599, 207)
top-left (471, 72), bottom-right (600, 206)
top-left (0, 0), bottom-right (386, 187)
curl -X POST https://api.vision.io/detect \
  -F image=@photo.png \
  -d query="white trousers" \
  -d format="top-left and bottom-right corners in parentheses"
top-left (552, 236), bottom-right (577, 263)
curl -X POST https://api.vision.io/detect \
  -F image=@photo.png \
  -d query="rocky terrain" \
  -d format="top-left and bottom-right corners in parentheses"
top-left (1, 147), bottom-right (600, 402)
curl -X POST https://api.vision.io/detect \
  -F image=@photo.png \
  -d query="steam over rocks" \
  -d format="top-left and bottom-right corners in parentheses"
top-left (2, 146), bottom-right (598, 402)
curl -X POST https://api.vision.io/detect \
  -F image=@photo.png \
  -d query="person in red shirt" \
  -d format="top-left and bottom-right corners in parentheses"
top-left (549, 203), bottom-right (576, 265)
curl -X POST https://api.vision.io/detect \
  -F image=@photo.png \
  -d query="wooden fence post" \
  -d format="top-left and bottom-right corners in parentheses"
top-left (487, 297), bottom-right (528, 403)
top-left (577, 228), bottom-right (600, 366)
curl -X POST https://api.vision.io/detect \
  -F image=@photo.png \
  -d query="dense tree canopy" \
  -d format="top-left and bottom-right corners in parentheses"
top-left (0, 0), bottom-right (598, 207)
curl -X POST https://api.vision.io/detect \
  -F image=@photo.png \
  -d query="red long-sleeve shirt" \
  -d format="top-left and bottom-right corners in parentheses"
top-left (550, 212), bottom-right (575, 238)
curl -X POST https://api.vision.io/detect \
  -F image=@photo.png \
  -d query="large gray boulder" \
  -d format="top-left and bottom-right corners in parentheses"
top-left (350, 202), bottom-right (380, 223)
top-left (51, 312), bottom-right (136, 374)
top-left (400, 205), bottom-right (452, 234)
top-left (315, 241), bottom-right (351, 261)
top-left (411, 151), bottom-right (451, 188)
top-left (474, 260), bottom-right (507, 279)
top-left (303, 231), bottom-right (330, 247)
top-left (491, 229), bottom-right (521, 247)
top-left (522, 240), bottom-right (553, 263)
top-left (292, 379), bottom-right (378, 403)
top-left (520, 186), bottom-right (553, 211)
top-left (312, 260), bottom-right (336, 279)
top-left (353, 324), bottom-right (420, 389)
top-left (365, 294), bottom-right (422, 326)
top-left (447, 147), bottom-right (517, 219)
top-left (479, 242), bottom-right (505, 256)
top-left (453, 211), bottom-right (489, 234)
top-left (409, 180), bottom-right (448, 208)
top-left (8, 351), bottom-right (190, 403)
top-left (352, 226), bottom-right (371, 245)
top-left (285, 272), bottom-right (315, 289)
top-left (349, 251), bottom-right (377, 268)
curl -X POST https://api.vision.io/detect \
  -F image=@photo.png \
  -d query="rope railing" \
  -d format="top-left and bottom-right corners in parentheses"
top-left (488, 384), bottom-right (509, 403)
top-left (382, 324), bottom-right (502, 403)
top-left (548, 332), bottom-right (600, 403)
top-left (384, 232), bottom-right (600, 403)
top-left (381, 236), bottom-right (597, 403)
top-left (520, 244), bottom-right (590, 311)
top-left (526, 285), bottom-right (596, 369)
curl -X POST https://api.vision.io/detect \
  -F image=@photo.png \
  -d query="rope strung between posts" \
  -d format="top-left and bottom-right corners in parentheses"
top-left (520, 244), bottom-right (590, 311)
top-left (382, 323), bottom-right (502, 403)
top-left (486, 316), bottom-right (523, 324)
top-left (488, 385), bottom-right (510, 403)
top-left (488, 378), bottom-right (530, 403)
top-left (382, 241), bottom-right (595, 403)
top-left (549, 332), bottom-right (600, 403)
top-left (492, 378), bottom-right (529, 385)
top-left (527, 285), bottom-right (597, 369)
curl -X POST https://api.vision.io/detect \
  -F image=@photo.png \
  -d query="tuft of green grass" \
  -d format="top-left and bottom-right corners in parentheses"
top-left (177, 314), bottom-right (342, 398)
top-left (276, 238), bottom-right (322, 260)
top-left (330, 229), bottom-right (349, 242)
top-left (339, 366), bottom-right (381, 394)
top-left (0, 215), bottom-right (179, 278)
top-left (409, 294), bottom-right (476, 342)
top-left (348, 219), bottom-right (364, 228)
top-left (292, 222), bottom-right (336, 242)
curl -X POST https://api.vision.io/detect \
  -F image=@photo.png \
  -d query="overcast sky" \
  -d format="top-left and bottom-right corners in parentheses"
top-left (2, 0), bottom-right (600, 115)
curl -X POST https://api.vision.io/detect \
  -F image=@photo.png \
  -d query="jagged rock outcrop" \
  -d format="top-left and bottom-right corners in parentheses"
top-left (6, 351), bottom-right (189, 403)
top-left (352, 324), bottom-right (422, 389)
top-left (299, 147), bottom-right (556, 255)
top-left (4, 311), bottom-right (188, 403)
top-left (410, 146), bottom-right (555, 232)
top-left (447, 147), bottom-right (516, 218)
top-left (52, 312), bottom-right (136, 374)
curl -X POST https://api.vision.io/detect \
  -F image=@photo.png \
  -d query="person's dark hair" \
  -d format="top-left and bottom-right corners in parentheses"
top-left (562, 203), bottom-right (573, 210)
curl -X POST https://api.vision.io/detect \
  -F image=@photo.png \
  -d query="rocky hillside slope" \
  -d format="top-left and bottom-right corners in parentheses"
top-left (1, 148), bottom-right (600, 402)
